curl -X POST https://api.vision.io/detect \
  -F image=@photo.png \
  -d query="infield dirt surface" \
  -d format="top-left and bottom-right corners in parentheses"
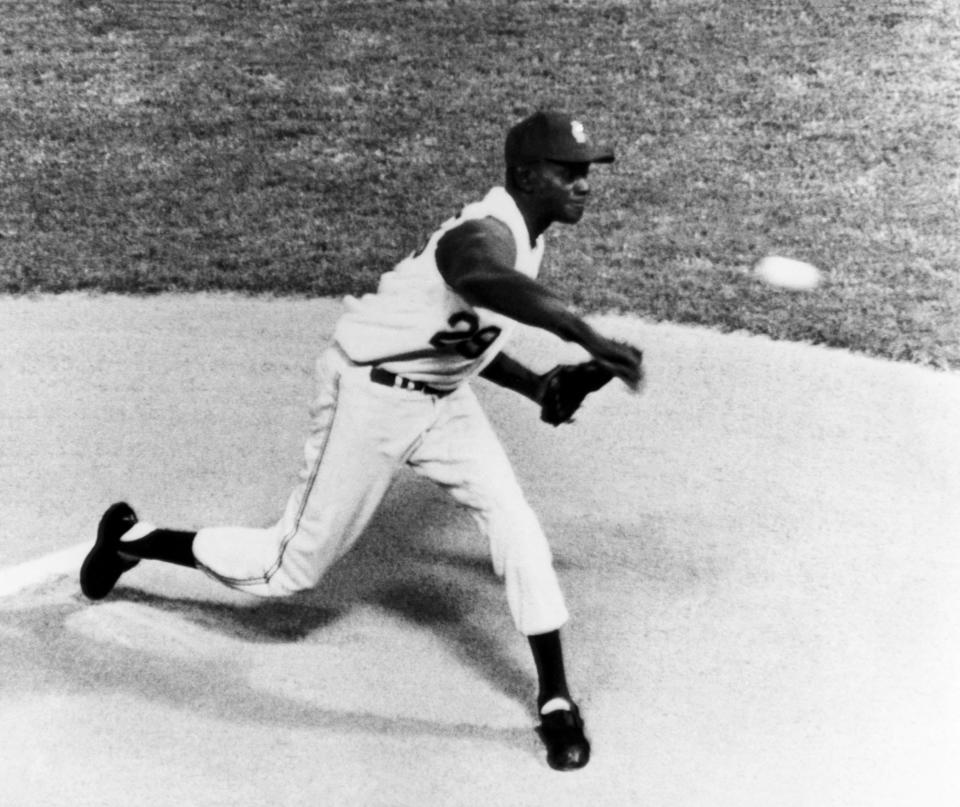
top-left (1, 294), bottom-right (958, 806)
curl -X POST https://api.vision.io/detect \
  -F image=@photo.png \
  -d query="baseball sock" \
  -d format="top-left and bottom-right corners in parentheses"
top-left (118, 525), bottom-right (197, 568)
top-left (528, 630), bottom-right (572, 712)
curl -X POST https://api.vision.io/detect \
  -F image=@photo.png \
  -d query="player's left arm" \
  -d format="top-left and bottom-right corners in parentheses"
top-left (480, 350), bottom-right (618, 426)
top-left (479, 352), bottom-right (546, 403)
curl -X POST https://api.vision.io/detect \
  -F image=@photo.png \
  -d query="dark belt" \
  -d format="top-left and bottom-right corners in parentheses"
top-left (369, 366), bottom-right (453, 398)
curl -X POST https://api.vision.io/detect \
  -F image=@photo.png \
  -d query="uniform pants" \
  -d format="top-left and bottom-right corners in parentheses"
top-left (192, 346), bottom-right (569, 636)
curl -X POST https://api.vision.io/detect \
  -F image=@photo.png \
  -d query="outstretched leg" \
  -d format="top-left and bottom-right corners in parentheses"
top-left (81, 347), bottom-right (438, 600)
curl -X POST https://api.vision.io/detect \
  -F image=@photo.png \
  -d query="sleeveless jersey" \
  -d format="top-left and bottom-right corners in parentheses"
top-left (333, 186), bottom-right (545, 390)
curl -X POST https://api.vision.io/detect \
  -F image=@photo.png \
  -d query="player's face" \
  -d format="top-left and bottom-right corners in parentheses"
top-left (531, 160), bottom-right (592, 224)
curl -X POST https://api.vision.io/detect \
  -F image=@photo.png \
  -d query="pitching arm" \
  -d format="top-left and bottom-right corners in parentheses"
top-left (436, 218), bottom-right (643, 389)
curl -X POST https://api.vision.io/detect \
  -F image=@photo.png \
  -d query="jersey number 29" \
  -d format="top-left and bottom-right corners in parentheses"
top-left (430, 312), bottom-right (501, 359)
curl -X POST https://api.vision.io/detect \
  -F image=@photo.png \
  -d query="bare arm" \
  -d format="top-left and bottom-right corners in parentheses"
top-left (436, 218), bottom-right (643, 388)
top-left (479, 351), bottom-right (546, 402)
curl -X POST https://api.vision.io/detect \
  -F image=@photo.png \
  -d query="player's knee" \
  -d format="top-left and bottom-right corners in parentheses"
top-left (499, 537), bottom-right (555, 583)
top-left (486, 516), bottom-right (552, 576)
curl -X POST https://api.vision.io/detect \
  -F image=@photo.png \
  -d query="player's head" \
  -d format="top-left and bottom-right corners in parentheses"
top-left (504, 110), bottom-right (614, 225)
top-left (505, 111), bottom-right (614, 169)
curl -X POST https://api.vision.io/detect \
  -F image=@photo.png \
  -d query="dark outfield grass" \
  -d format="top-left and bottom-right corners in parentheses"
top-left (1, 0), bottom-right (957, 368)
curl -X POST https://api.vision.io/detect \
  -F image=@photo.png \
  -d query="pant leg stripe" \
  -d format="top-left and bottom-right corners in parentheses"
top-left (199, 373), bottom-right (342, 590)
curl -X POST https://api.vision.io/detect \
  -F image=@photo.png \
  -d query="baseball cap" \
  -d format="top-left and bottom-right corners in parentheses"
top-left (504, 110), bottom-right (615, 166)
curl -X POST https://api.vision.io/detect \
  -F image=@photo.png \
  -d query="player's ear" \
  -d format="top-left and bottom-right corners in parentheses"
top-left (510, 164), bottom-right (541, 194)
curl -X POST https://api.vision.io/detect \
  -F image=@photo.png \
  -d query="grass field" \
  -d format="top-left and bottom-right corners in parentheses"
top-left (1, 0), bottom-right (958, 368)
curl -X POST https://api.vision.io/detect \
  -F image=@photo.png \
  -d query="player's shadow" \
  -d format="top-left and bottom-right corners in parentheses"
top-left (0, 593), bottom-right (532, 751)
top-left (336, 476), bottom-right (536, 705)
top-left (75, 472), bottom-right (537, 723)
top-left (110, 587), bottom-right (344, 642)
top-left (107, 562), bottom-right (533, 710)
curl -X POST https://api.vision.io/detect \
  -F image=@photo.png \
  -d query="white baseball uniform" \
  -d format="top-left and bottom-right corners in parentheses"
top-left (191, 186), bottom-right (569, 636)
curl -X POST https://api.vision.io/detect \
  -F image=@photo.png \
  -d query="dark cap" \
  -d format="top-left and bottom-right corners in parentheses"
top-left (504, 110), bottom-right (615, 167)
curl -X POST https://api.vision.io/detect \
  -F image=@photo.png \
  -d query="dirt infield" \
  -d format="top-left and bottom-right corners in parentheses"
top-left (1, 294), bottom-right (958, 806)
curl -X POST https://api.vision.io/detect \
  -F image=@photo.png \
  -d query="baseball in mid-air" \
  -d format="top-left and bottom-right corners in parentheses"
top-left (754, 255), bottom-right (822, 291)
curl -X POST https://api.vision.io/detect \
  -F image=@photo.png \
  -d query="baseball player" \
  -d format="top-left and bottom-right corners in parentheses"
top-left (81, 109), bottom-right (644, 771)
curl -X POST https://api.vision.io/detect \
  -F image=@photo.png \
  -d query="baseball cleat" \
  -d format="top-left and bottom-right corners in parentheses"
top-left (537, 699), bottom-right (591, 771)
top-left (80, 502), bottom-right (140, 600)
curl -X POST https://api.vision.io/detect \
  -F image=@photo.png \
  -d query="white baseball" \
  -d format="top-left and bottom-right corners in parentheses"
top-left (754, 256), bottom-right (822, 291)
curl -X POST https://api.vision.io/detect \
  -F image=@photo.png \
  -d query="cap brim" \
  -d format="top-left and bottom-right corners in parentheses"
top-left (546, 144), bottom-right (615, 164)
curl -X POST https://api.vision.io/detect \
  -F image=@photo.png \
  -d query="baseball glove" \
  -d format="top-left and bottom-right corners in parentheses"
top-left (538, 361), bottom-right (615, 426)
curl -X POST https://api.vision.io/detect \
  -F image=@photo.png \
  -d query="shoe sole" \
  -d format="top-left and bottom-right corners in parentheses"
top-left (80, 502), bottom-right (140, 600)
